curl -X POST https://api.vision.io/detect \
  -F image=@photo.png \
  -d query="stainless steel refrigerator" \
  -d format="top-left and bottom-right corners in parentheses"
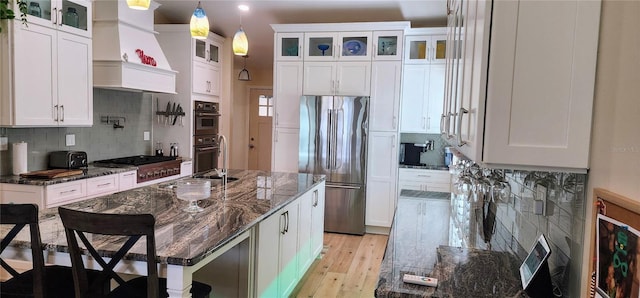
top-left (299, 96), bottom-right (369, 235)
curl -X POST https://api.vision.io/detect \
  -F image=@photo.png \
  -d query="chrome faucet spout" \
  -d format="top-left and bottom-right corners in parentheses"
top-left (217, 134), bottom-right (228, 177)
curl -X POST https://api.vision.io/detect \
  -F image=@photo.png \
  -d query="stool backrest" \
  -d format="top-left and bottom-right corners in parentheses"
top-left (58, 207), bottom-right (159, 298)
top-left (1, 204), bottom-right (45, 298)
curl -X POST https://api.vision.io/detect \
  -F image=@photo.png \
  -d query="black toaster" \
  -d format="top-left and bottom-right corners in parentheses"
top-left (49, 151), bottom-right (88, 169)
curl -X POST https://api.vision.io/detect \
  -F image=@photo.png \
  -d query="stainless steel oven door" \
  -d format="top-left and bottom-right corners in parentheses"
top-left (193, 135), bottom-right (219, 173)
top-left (194, 112), bottom-right (219, 136)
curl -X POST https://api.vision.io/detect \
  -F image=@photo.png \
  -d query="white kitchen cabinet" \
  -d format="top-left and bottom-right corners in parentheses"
top-left (275, 32), bottom-right (304, 61)
top-left (46, 180), bottom-right (87, 208)
top-left (310, 183), bottom-right (325, 257)
top-left (372, 31), bottom-right (404, 61)
top-left (365, 131), bottom-right (398, 228)
top-left (404, 30), bottom-right (447, 64)
top-left (303, 61), bottom-right (370, 96)
top-left (86, 175), bottom-right (119, 198)
top-left (192, 61), bottom-right (220, 96)
top-left (22, 0), bottom-right (92, 38)
top-left (274, 62), bottom-right (303, 128)
top-left (192, 36), bottom-right (220, 66)
top-left (256, 199), bottom-right (300, 298)
top-left (444, 0), bottom-right (600, 171)
top-left (370, 61), bottom-right (402, 132)
top-left (400, 64), bottom-right (445, 134)
top-left (304, 31), bottom-right (372, 62)
top-left (180, 161), bottom-right (193, 177)
top-left (1, 5), bottom-right (93, 127)
top-left (297, 181), bottom-right (326, 277)
top-left (272, 128), bottom-right (299, 173)
top-left (398, 168), bottom-right (451, 193)
top-left (118, 171), bottom-right (137, 191)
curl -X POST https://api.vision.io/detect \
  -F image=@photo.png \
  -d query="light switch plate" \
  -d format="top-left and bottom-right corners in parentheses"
top-left (143, 131), bottom-right (150, 141)
top-left (65, 134), bottom-right (76, 146)
top-left (0, 136), bottom-right (7, 151)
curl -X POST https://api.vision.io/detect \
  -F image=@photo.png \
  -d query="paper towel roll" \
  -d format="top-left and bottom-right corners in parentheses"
top-left (12, 142), bottom-right (27, 175)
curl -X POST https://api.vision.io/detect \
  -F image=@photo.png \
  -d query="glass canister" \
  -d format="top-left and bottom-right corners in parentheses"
top-left (65, 7), bottom-right (79, 28)
top-left (28, 2), bottom-right (41, 18)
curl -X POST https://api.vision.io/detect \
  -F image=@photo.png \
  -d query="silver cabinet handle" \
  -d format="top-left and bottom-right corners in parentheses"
top-left (298, 45), bottom-right (302, 59)
top-left (58, 8), bottom-right (63, 26)
top-left (392, 115), bottom-right (397, 129)
top-left (53, 105), bottom-right (59, 121)
top-left (52, 8), bottom-right (57, 24)
top-left (275, 113), bottom-right (279, 125)
top-left (280, 212), bottom-right (286, 234)
top-left (456, 107), bottom-right (468, 147)
top-left (97, 183), bottom-right (111, 188)
top-left (440, 114), bottom-right (447, 135)
top-left (392, 134), bottom-right (396, 148)
top-left (446, 112), bottom-right (454, 139)
top-left (60, 189), bottom-right (76, 195)
top-left (60, 105), bottom-right (64, 122)
top-left (336, 80), bottom-right (340, 94)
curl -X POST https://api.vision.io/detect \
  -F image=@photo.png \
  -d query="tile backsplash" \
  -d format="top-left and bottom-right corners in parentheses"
top-left (451, 168), bottom-right (586, 297)
top-left (0, 89), bottom-right (152, 175)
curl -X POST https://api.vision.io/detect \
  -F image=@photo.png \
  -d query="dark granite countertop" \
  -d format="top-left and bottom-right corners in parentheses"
top-left (1, 169), bottom-right (325, 267)
top-left (0, 165), bottom-right (137, 186)
top-left (376, 193), bottom-right (526, 298)
top-left (399, 165), bottom-right (450, 171)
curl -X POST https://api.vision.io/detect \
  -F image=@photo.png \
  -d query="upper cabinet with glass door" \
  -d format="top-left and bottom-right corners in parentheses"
top-left (24, 0), bottom-right (91, 38)
top-left (404, 28), bottom-right (447, 64)
top-left (193, 35), bottom-right (222, 66)
top-left (304, 31), bottom-right (372, 61)
top-left (372, 31), bottom-right (403, 61)
top-left (276, 32), bottom-right (304, 61)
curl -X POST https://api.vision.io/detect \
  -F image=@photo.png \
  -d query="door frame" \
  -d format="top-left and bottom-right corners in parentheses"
top-left (241, 85), bottom-right (273, 169)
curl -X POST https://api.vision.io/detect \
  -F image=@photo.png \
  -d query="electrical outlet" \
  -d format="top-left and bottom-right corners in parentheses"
top-left (0, 136), bottom-right (8, 151)
top-left (65, 134), bottom-right (76, 146)
top-left (143, 131), bottom-right (150, 141)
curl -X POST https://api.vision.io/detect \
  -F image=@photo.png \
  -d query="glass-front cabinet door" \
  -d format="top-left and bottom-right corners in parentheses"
top-left (276, 32), bottom-right (303, 61)
top-left (431, 35), bottom-right (447, 64)
top-left (305, 32), bottom-right (336, 61)
top-left (373, 31), bottom-right (403, 61)
top-left (24, 0), bottom-right (91, 38)
top-left (338, 31), bottom-right (371, 61)
top-left (405, 34), bottom-right (447, 64)
top-left (193, 38), bottom-right (220, 65)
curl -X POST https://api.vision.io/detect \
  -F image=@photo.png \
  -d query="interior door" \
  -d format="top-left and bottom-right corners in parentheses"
top-left (248, 88), bottom-right (273, 171)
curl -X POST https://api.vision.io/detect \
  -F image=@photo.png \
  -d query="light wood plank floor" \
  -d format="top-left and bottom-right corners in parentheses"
top-left (292, 233), bottom-right (389, 298)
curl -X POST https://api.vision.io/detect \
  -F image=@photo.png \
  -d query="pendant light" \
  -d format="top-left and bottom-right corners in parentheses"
top-left (126, 0), bottom-right (150, 10)
top-left (232, 5), bottom-right (249, 56)
top-left (238, 55), bottom-right (251, 81)
top-left (190, 1), bottom-right (209, 40)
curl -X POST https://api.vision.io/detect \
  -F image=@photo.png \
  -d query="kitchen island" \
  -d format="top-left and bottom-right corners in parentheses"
top-left (1, 169), bottom-right (326, 297)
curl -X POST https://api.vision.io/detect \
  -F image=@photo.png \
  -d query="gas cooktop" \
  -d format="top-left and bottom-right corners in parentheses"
top-left (94, 155), bottom-right (177, 166)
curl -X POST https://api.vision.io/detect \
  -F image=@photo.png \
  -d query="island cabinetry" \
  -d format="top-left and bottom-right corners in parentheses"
top-left (444, 0), bottom-right (600, 171)
top-left (398, 168), bottom-right (451, 193)
top-left (297, 182), bottom-right (326, 276)
top-left (0, 0), bottom-right (93, 127)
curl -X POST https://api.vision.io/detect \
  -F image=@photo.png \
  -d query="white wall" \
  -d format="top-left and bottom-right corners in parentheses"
top-left (583, 0), bottom-right (640, 293)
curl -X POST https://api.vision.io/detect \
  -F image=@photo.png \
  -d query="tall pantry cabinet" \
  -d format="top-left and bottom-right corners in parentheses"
top-left (442, 0), bottom-right (600, 171)
top-left (1, 0), bottom-right (93, 127)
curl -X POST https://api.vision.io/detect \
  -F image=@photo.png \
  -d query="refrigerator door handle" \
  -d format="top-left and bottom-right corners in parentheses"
top-left (326, 183), bottom-right (362, 190)
top-left (326, 109), bottom-right (332, 170)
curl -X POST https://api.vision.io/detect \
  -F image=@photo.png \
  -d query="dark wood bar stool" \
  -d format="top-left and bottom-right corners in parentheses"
top-left (58, 207), bottom-right (212, 298)
top-left (0, 204), bottom-right (78, 298)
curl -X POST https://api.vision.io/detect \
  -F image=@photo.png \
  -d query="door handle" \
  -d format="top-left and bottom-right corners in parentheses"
top-left (248, 144), bottom-right (255, 149)
top-left (60, 105), bottom-right (64, 122)
top-left (53, 105), bottom-right (59, 121)
top-left (326, 183), bottom-right (361, 190)
top-left (456, 107), bottom-right (468, 147)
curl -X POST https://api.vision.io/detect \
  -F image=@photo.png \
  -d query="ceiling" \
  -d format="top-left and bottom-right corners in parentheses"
top-left (154, 0), bottom-right (448, 71)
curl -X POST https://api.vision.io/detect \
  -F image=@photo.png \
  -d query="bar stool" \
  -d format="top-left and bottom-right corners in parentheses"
top-left (1, 204), bottom-right (78, 298)
top-left (58, 207), bottom-right (212, 298)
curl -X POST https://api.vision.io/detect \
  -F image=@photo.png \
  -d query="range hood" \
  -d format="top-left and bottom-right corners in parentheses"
top-left (93, 1), bottom-right (176, 94)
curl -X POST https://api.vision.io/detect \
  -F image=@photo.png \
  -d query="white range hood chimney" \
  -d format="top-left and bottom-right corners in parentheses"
top-left (93, 0), bottom-right (176, 94)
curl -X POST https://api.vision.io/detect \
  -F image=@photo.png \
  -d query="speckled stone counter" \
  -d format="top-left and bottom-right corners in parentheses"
top-left (399, 164), bottom-right (450, 171)
top-left (0, 165), bottom-right (136, 186)
top-left (2, 169), bottom-right (325, 267)
top-left (376, 193), bottom-right (525, 297)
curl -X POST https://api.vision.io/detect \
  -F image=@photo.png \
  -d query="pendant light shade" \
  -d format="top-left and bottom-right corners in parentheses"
top-left (232, 27), bottom-right (249, 56)
top-left (126, 0), bottom-right (150, 10)
top-left (190, 2), bottom-right (209, 40)
top-left (238, 55), bottom-right (251, 81)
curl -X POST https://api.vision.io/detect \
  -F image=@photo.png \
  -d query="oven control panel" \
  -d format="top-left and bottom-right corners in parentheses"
top-left (137, 160), bottom-right (182, 183)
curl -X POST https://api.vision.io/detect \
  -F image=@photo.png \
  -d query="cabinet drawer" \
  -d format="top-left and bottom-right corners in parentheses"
top-left (119, 171), bottom-right (137, 191)
top-left (424, 183), bottom-right (451, 193)
top-left (87, 175), bottom-right (119, 197)
top-left (0, 183), bottom-right (45, 206)
top-left (46, 181), bottom-right (87, 207)
top-left (399, 169), bottom-right (450, 183)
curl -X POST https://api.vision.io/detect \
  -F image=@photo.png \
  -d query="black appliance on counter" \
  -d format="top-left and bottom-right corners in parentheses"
top-left (193, 101), bottom-right (220, 173)
top-left (49, 151), bottom-right (88, 169)
top-left (399, 143), bottom-right (426, 166)
top-left (93, 155), bottom-right (180, 183)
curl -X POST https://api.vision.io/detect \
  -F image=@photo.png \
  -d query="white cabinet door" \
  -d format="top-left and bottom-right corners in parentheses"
top-left (365, 132), bottom-right (398, 227)
top-left (274, 62), bottom-right (303, 128)
top-left (193, 37), bottom-right (221, 66)
top-left (303, 62), bottom-right (335, 95)
top-left (192, 61), bottom-right (220, 96)
top-left (276, 32), bottom-right (304, 61)
top-left (119, 171), bottom-right (137, 191)
top-left (400, 65), bottom-right (429, 132)
top-left (372, 31), bottom-right (403, 61)
top-left (86, 174), bottom-right (119, 197)
top-left (256, 211), bottom-right (281, 297)
top-left (57, 30), bottom-right (92, 126)
top-left (311, 182), bottom-right (325, 257)
top-left (370, 61), bottom-right (401, 132)
top-left (305, 31), bottom-right (372, 62)
top-left (272, 128), bottom-right (299, 173)
top-left (279, 201), bottom-right (300, 297)
top-left (426, 64), bottom-right (446, 134)
top-left (335, 62), bottom-right (370, 96)
top-left (45, 180), bottom-right (87, 208)
top-left (297, 189), bottom-right (313, 276)
top-left (13, 24), bottom-right (57, 126)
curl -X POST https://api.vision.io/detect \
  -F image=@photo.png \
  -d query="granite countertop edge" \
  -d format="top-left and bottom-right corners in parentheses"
top-left (0, 165), bottom-right (138, 186)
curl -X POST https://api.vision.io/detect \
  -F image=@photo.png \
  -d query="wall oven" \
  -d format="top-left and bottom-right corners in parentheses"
top-left (194, 101), bottom-right (220, 136)
top-left (193, 101), bottom-right (220, 173)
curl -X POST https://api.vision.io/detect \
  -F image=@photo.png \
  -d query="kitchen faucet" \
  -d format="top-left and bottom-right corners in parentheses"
top-left (217, 134), bottom-right (228, 187)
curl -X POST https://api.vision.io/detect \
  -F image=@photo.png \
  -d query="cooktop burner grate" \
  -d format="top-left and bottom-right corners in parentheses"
top-left (94, 155), bottom-right (177, 166)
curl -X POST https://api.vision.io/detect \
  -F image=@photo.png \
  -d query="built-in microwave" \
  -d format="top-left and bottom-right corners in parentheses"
top-left (194, 101), bottom-right (220, 136)
top-left (399, 143), bottom-right (426, 166)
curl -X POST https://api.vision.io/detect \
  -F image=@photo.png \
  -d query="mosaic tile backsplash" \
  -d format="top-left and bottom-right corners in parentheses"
top-left (0, 89), bottom-right (152, 175)
top-left (449, 168), bottom-right (586, 297)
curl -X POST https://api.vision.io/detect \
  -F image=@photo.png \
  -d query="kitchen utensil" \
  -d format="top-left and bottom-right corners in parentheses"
top-left (176, 179), bottom-right (211, 213)
top-left (20, 169), bottom-right (84, 179)
top-left (173, 104), bottom-right (180, 125)
top-left (317, 44), bottom-right (330, 56)
top-left (177, 105), bottom-right (183, 126)
top-left (156, 97), bottom-right (161, 124)
top-left (343, 40), bottom-right (366, 56)
top-left (165, 101), bottom-right (171, 125)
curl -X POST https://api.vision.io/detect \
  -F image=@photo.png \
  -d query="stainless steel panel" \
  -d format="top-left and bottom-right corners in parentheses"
top-left (299, 96), bottom-right (333, 177)
top-left (324, 184), bottom-right (365, 235)
top-left (330, 96), bottom-right (368, 185)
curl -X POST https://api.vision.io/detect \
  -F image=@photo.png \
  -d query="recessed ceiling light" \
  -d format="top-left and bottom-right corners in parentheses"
top-left (238, 4), bottom-right (249, 11)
